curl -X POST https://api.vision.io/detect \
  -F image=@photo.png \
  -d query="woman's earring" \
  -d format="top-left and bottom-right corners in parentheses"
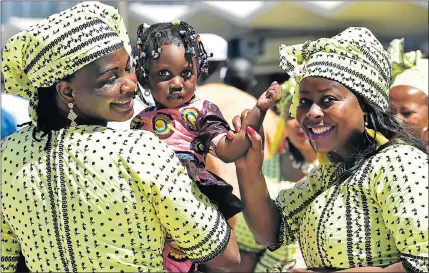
top-left (364, 113), bottom-right (368, 127)
top-left (68, 103), bottom-right (77, 127)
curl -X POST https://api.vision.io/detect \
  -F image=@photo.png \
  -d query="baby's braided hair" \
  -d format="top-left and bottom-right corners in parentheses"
top-left (135, 20), bottom-right (211, 91)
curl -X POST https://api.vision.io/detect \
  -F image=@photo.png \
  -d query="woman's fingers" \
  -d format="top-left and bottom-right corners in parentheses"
top-left (232, 115), bottom-right (242, 132)
top-left (246, 126), bottom-right (262, 151)
top-left (240, 109), bottom-right (250, 122)
top-left (226, 130), bottom-right (236, 140)
top-left (232, 109), bottom-right (251, 132)
top-left (258, 125), bottom-right (265, 148)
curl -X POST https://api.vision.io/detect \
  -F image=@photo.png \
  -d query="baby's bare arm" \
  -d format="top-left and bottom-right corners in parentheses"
top-left (215, 83), bottom-right (281, 163)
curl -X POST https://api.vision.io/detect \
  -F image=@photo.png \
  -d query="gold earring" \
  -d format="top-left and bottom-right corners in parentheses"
top-left (67, 103), bottom-right (77, 127)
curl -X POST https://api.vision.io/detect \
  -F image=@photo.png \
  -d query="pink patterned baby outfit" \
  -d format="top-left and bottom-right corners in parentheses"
top-left (131, 96), bottom-right (242, 272)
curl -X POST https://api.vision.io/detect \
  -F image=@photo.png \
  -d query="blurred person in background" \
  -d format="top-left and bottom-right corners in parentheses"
top-left (196, 34), bottom-right (280, 202)
top-left (232, 77), bottom-right (314, 272)
top-left (388, 38), bottom-right (428, 146)
top-left (1, 90), bottom-right (30, 127)
top-left (223, 57), bottom-right (257, 93)
top-left (1, 108), bottom-right (17, 139)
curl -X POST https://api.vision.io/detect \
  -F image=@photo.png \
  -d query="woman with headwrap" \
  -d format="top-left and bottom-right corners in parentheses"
top-left (232, 78), bottom-right (315, 272)
top-left (1, 2), bottom-right (240, 272)
top-left (388, 38), bottom-right (429, 146)
top-left (230, 27), bottom-right (428, 272)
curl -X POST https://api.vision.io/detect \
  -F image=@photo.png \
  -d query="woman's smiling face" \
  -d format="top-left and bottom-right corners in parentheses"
top-left (296, 77), bottom-right (365, 158)
top-left (70, 48), bottom-right (137, 123)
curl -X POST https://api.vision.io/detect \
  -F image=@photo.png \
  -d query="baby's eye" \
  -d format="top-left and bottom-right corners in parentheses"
top-left (181, 70), bottom-right (193, 79)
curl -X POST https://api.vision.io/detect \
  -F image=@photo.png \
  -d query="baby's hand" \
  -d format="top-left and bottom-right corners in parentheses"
top-left (257, 81), bottom-right (282, 110)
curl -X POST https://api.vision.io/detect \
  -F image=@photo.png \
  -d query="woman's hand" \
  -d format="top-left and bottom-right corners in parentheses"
top-left (226, 109), bottom-right (265, 170)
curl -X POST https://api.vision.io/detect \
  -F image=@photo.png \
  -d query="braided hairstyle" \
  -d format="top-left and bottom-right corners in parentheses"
top-left (134, 20), bottom-right (211, 100)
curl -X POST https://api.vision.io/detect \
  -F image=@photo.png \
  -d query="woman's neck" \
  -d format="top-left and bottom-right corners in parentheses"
top-left (300, 146), bottom-right (317, 163)
top-left (328, 131), bottom-right (368, 166)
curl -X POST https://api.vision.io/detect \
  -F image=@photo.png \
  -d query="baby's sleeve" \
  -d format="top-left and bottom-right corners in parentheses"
top-left (130, 107), bottom-right (156, 130)
top-left (125, 131), bottom-right (232, 263)
top-left (196, 100), bottom-right (231, 157)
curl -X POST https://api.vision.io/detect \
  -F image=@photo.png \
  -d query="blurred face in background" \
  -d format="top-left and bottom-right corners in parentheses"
top-left (284, 102), bottom-right (312, 151)
top-left (390, 85), bottom-right (428, 130)
top-left (390, 85), bottom-right (428, 144)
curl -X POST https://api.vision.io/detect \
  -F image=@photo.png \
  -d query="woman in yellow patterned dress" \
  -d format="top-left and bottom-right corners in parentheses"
top-left (1, 2), bottom-right (240, 272)
top-left (232, 27), bottom-right (428, 272)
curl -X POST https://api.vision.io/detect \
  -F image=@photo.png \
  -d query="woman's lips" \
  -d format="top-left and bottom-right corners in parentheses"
top-left (111, 98), bottom-right (134, 110)
top-left (308, 126), bottom-right (335, 141)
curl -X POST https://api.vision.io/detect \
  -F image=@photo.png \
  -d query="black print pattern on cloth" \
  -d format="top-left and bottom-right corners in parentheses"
top-left (1, 1), bottom-right (132, 126)
top-left (1, 126), bottom-right (231, 272)
top-left (271, 144), bottom-right (429, 272)
top-left (278, 27), bottom-right (392, 118)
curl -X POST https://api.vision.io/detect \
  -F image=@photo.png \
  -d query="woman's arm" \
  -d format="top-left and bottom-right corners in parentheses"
top-left (234, 126), bottom-right (282, 246)
top-left (237, 164), bottom-right (281, 246)
top-left (204, 230), bottom-right (240, 271)
top-left (215, 82), bottom-right (281, 163)
top-left (234, 251), bottom-right (260, 272)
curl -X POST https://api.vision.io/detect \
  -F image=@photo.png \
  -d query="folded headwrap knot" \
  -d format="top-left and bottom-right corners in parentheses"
top-left (1, 1), bottom-right (131, 125)
top-left (388, 38), bottom-right (428, 96)
top-left (279, 27), bottom-right (391, 118)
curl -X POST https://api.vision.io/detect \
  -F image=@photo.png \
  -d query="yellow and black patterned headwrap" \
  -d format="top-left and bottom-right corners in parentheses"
top-left (279, 27), bottom-right (392, 118)
top-left (2, 1), bottom-right (131, 125)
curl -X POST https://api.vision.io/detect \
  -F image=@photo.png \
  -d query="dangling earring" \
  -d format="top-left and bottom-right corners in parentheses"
top-left (67, 102), bottom-right (77, 127)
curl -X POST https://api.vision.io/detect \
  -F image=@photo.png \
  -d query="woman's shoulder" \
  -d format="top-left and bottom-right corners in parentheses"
top-left (89, 126), bottom-right (162, 143)
top-left (1, 125), bottom-right (33, 147)
top-left (370, 143), bottom-right (428, 165)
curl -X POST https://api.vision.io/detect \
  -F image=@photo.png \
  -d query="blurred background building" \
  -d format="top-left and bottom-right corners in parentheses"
top-left (1, 1), bottom-right (428, 97)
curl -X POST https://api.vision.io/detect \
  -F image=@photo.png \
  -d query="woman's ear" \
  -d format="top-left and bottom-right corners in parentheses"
top-left (56, 80), bottom-right (75, 104)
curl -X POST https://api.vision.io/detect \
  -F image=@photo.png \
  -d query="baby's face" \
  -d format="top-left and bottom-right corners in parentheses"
top-left (147, 44), bottom-right (197, 108)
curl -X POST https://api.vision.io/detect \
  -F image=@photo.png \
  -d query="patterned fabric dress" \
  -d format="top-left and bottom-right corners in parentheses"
top-left (1, 126), bottom-right (232, 272)
top-left (130, 96), bottom-right (242, 220)
top-left (131, 96), bottom-right (242, 272)
top-left (234, 155), bottom-right (306, 272)
top-left (270, 144), bottom-right (429, 272)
